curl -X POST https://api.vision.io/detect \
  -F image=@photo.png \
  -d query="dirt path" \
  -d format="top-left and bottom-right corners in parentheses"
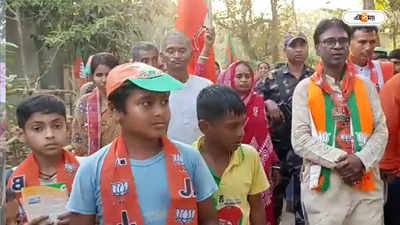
top-left (279, 202), bottom-right (295, 225)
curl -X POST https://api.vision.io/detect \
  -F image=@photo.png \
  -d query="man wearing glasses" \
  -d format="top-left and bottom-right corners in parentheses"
top-left (291, 18), bottom-right (387, 225)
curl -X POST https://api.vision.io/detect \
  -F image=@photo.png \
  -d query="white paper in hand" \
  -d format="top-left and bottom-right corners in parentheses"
top-left (21, 183), bottom-right (69, 223)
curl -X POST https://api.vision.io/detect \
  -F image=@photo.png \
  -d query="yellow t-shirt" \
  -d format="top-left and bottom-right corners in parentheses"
top-left (193, 137), bottom-right (269, 225)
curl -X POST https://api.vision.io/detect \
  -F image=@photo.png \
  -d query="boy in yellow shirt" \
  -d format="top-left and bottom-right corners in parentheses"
top-left (194, 85), bottom-right (269, 225)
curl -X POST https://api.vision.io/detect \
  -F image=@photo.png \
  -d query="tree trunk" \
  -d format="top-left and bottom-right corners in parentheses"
top-left (292, 0), bottom-right (298, 30)
top-left (240, 32), bottom-right (258, 60)
top-left (393, 11), bottom-right (399, 49)
top-left (0, 0), bottom-right (5, 221)
top-left (270, 0), bottom-right (279, 64)
top-left (15, 7), bottom-right (30, 89)
top-left (0, 132), bottom-right (5, 223)
top-left (363, 0), bottom-right (375, 9)
top-left (393, 24), bottom-right (398, 49)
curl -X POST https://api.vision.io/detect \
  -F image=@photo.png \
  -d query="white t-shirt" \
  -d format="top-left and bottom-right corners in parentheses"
top-left (168, 75), bottom-right (212, 145)
top-left (354, 60), bottom-right (384, 90)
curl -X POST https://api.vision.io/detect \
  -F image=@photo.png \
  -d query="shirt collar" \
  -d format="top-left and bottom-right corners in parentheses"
top-left (283, 63), bottom-right (313, 77)
top-left (194, 136), bottom-right (244, 166)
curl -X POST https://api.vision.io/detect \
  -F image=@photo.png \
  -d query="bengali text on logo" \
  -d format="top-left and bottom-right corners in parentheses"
top-left (343, 10), bottom-right (387, 26)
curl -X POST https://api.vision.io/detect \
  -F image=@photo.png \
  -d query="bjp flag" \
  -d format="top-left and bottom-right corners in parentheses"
top-left (73, 57), bottom-right (86, 87)
top-left (175, 0), bottom-right (217, 83)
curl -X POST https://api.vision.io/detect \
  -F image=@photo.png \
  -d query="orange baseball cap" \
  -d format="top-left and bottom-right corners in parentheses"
top-left (106, 62), bottom-right (184, 97)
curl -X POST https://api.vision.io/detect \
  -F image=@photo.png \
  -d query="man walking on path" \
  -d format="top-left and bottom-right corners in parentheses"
top-left (292, 18), bottom-right (388, 225)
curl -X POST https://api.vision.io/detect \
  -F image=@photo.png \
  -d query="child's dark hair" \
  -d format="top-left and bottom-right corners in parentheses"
top-left (16, 94), bottom-right (66, 129)
top-left (108, 81), bottom-right (140, 113)
top-left (197, 85), bottom-right (246, 122)
top-left (90, 53), bottom-right (119, 75)
top-left (389, 49), bottom-right (400, 60)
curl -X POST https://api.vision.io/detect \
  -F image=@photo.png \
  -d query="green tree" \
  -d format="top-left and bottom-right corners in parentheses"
top-left (363, 0), bottom-right (376, 9)
top-left (377, 0), bottom-right (400, 48)
top-left (6, 0), bottom-right (170, 88)
top-left (214, 0), bottom-right (272, 61)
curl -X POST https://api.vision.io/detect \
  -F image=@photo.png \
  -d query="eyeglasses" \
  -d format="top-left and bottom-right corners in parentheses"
top-left (320, 37), bottom-right (349, 48)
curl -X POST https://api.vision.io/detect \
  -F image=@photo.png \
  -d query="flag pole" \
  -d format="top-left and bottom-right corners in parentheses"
top-left (205, 0), bottom-right (213, 29)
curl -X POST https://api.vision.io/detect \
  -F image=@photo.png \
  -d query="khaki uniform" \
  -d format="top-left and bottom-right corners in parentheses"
top-left (291, 75), bottom-right (388, 225)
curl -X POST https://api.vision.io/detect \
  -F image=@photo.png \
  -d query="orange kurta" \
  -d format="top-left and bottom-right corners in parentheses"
top-left (379, 74), bottom-right (400, 175)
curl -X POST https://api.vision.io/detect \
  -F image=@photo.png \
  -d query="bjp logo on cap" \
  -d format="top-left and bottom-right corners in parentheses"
top-left (134, 63), bottom-right (164, 78)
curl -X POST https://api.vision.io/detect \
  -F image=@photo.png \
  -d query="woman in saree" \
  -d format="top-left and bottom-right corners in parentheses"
top-left (71, 53), bottom-right (119, 156)
top-left (218, 61), bottom-right (280, 225)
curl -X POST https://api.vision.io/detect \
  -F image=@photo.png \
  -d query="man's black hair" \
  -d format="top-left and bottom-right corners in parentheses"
top-left (313, 18), bottom-right (352, 46)
top-left (389, 49), bottom-right (400, 60)
top-left (90, 53), bottom-right (119, 75)
top-left (197, 85), bottom-right (246, 122)
top-left (132, 42), bottom-right (159, 61)
top-left (108, 81), bottom-right (140, 114)
top-left (16, 94), bottom-right (66, 129)
top-left (350, 26), bottom-right (378, 39)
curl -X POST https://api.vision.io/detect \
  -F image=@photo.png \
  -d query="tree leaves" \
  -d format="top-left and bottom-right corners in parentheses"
top-left (6, 0), bottom-right (169, 63)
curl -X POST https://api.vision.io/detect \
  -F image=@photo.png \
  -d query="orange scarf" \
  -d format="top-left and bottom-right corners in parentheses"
top-left (100, 136), bottom-right (198, 225)
top-left (7, 150), bottom-right (80, 200)
top-left (348, 55), bottom-right (379, 91)
top-left (309, 62), bottom-right (375, 192)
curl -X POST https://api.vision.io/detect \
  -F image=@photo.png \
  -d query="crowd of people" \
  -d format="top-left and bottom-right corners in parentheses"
top-left (5, 17), bottom-right (400, 225)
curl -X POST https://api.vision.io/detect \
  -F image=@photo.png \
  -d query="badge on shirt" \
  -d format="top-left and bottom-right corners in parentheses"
top-left (112, 181), bottom-right (129, 196)
top-left (173, 154), bottom-right (184, 166)
top-left (116, 158), bottom-right (128, 166)
top-left (175, 208), bottom-right (196, 224)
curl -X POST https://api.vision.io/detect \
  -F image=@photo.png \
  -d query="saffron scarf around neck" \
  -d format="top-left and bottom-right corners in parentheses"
top-left (100, 135), bottom-right (198, 225)
top-left (308, 62), bottom-right (375, 193)
top-left (7, 150), bottom-right (80, 199)
top-left (87, 87), bottom-right (101, 155)
top-left (348, 54), bottom-right (379, 91)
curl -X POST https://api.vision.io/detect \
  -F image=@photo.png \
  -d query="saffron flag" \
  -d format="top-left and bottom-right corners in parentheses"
top-left (175, 0), bottom-right (217, 83)
top-left (74, 57), bottom-right (86, 87)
